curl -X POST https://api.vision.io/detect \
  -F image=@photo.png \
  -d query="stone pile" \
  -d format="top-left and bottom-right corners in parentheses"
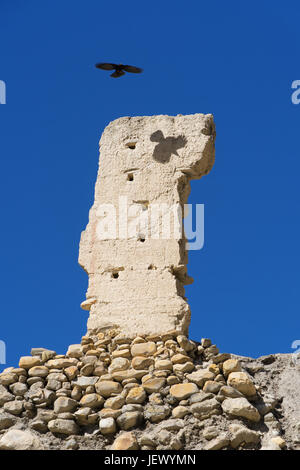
top-left (0, 329), bottom-right (290, 450)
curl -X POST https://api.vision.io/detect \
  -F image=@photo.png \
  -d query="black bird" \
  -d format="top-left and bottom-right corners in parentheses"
top-left (95, 62), bottom-right (143, 78)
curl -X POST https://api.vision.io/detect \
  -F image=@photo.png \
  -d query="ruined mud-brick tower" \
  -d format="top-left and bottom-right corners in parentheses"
top-left (79, 114), bottom-right (215, 338)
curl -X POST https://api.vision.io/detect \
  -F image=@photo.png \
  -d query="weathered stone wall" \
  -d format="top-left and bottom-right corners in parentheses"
top-left (79, 114), bottom-right (216, 337)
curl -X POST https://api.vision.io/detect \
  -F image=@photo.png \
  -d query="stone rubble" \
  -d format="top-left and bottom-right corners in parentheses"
top-left (0, 329), bottom-right (297, 450)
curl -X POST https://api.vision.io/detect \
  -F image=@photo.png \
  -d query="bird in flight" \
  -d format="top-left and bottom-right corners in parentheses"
top-left (95, 62), bottom-right (143, 78)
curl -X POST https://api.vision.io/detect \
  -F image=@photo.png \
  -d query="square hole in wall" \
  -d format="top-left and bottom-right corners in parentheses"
top-left (126, 142), bottom-right (136, 150)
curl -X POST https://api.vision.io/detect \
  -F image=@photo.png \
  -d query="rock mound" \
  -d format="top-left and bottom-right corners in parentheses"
top-left (0, 330), bottom-right (299, 450)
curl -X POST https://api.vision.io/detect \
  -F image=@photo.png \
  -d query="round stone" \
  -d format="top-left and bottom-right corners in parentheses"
top-left (28, 366), bottom-right (49, 378)
top-left (95, 380), bottom-right (122, 398)
top-left (126, 386), bottom-right (147, 404)
top-left (99, 417), bottom-right (116, 435)
top-left (170, 383), bottom-right (199, 400)
top-left (131, 342), bottom-right (156, 357)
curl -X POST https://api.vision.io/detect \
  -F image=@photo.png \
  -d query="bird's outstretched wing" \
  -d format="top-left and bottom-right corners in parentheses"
top-left (123, 65), bottom-right (143, 74)
top-left (95, 63), bottom-right (118, 70)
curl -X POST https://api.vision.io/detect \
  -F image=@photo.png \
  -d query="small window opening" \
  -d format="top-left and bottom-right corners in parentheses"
top-left (127, 173), bottom-right (134, 181)
top-left (112, 272), bottom-right (119, 279)
top-left (126, 142), bottom-right (136, 150)
top-left (148, 264), bottom-right (156, 270)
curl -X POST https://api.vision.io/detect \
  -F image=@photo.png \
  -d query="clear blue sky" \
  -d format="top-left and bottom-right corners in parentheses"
top-left (1, 0), bottom-right (300, 371)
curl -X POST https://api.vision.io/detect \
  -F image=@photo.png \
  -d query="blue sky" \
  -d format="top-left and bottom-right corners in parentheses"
top-left (0, 0), bottom-right (300, 370)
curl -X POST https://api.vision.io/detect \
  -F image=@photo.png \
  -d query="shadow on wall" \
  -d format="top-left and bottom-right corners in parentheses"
top-left (150, 130), bottom-right (187, 163)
